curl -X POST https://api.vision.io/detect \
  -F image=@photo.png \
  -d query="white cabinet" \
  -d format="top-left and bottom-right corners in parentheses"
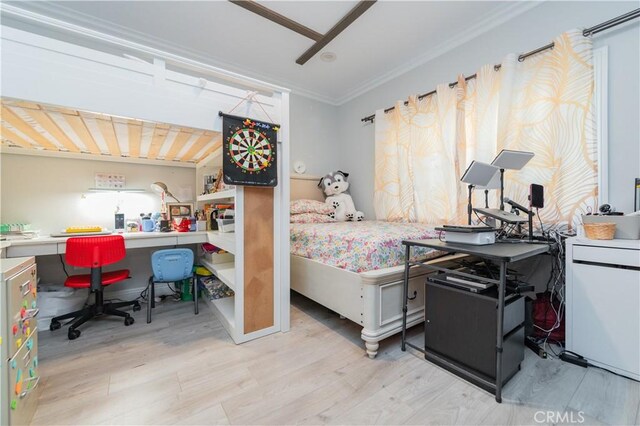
top-left (1, 257), bottom-right (41, 426)
top-left (566, 238), bottom-right (640, 380)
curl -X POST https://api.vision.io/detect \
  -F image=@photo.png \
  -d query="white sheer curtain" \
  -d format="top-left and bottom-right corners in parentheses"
top-left (374, 30), bottom-right (597, 229)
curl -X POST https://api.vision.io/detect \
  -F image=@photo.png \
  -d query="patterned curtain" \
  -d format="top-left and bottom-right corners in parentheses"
top-left (374, 30), bottom-right (597, 229)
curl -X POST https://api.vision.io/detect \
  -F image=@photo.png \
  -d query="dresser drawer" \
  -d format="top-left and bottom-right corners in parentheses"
top-left (8, 329), bottom-right (40, 426)
top-left (7, 263), bottom-right (38, 358)
top-left (572, 245), bottom-right (640, 268)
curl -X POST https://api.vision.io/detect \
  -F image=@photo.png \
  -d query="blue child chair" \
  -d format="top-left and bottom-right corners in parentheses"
top-left (147, 248), bottom-right (197, 323)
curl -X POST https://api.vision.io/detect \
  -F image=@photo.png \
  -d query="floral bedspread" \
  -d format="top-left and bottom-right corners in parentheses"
top-left (290, 221), bottom-right (442, 273)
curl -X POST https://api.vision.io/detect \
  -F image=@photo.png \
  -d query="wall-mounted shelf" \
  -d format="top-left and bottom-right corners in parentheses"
top-left (197, 189), bottom-right (236, 202)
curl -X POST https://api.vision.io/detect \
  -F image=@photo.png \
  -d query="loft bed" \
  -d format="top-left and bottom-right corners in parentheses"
top-left (290, 175), bottom-right (466, 358)
top-left (0, 21), bottom-right (291, 342)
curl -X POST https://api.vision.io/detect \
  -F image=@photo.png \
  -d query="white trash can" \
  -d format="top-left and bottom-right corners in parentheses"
top-left (37, 284), bottom-right (86, 330)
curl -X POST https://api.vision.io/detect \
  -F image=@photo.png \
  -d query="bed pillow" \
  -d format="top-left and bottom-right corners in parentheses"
top-left (290, 212), bottom-right (336, 224)
top-left (290, 199), bottom-right (333, 215)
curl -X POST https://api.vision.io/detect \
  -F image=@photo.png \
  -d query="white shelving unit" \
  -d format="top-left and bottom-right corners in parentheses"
top-left (196, 189), bottom-right (236, 202)
top-left (196, 154), bottom-right (283, 343)
top-left (196, 155), bottom-right (246, 343)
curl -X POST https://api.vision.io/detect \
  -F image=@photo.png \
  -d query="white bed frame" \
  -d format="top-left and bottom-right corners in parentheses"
top-left (290, 175), bottom-right (465, 358)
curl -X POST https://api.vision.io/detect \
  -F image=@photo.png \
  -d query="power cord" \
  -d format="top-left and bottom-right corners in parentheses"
top-left (559, 350), bottom-right (638, 382)
top-left (138, 281), bottom-right (181, 304)
top-left (536, 208), bottom-right (545, 235)
top-left (473, 210), bottom-right (492, 227)
top-left (59, 254), bottom-right (69, 277)
top-left (139, 282), bottom-right (150, 302)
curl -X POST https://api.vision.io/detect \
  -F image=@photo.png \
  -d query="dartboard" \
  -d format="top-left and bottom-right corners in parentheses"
top-left (221, 113), bottom-right (278, 187)
top-left (227, 127), bottom-right (273, 174)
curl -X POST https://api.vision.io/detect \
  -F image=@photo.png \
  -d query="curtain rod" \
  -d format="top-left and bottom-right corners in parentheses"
top-left (361, 8), bottom-right (640, 123)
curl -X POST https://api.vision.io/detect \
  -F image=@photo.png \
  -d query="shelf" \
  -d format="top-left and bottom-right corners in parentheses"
top-left (200, 259), bottom-right (235, 291)
top-left (197, 189), bottom-right (236, 202)
top-left (207, 231), bottom-right (236, 254)
top-left (203, 296), bottom-right (235, 336)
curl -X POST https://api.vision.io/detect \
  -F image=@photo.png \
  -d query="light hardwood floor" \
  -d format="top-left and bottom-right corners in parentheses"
top-left (34, 292), bottom-right (640, 425)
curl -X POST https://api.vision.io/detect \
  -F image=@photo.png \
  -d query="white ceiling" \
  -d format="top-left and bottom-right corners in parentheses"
top-left (3, 1), bottom-right (540, 105)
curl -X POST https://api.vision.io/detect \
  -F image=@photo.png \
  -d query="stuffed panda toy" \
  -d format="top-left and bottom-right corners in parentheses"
top-left (318, 171), bottom-right (364, 222)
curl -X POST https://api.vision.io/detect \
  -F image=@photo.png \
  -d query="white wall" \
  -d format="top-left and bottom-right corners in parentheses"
top-left (1, 153), bottom-right (195, 233)
top-left (0, 153), bottom-right (196, 294)
top-left (335, 1), bottom-right (640, 218)
top-left (290, 94), bottom-right (340, 180)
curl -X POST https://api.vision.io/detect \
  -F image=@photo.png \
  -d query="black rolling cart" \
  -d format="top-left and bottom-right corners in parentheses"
top-left (400, 239), bottom-right (550, 403)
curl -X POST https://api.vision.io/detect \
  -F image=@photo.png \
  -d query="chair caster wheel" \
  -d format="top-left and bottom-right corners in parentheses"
top-left (124, 316), bottom-right (134, 326)
top-left (50, 321), bottom-right (61, 331)
top-left (132, 302), bottom-right (141, 312)
top-left (68, 329), bottom-right (81, 340)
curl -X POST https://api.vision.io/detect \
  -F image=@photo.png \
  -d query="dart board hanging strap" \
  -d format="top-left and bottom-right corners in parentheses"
top-left (221, 90), bottom-right (275, 125)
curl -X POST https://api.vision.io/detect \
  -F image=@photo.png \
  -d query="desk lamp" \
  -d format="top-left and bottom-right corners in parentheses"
top-left (460, 161), bottom-right (500, 225)
top-left (150, 182), bottom-right (181, 203)
top-left (491, 150), bottom-right (535, 211)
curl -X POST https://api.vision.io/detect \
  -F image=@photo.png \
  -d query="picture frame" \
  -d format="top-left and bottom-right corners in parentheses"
top-left (166, 202), bottom-right (194, 222)
top-left (203, 174), bottom-right (217, 195)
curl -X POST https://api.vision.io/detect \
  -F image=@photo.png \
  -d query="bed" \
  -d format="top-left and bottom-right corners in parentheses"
top-left (290, 175), bottom-right (466, 358)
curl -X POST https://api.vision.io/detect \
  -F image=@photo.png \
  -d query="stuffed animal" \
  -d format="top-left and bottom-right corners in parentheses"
top-left (318, 171), bottom-right (364, 222)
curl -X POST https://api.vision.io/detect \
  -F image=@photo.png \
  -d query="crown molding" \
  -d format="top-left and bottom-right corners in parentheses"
top-left (333, 1), bottom-right (545, 105)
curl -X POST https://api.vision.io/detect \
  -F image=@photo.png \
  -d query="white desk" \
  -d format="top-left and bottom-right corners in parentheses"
top-left (4, 231), bottom-right (209, 258)
top-left (0, 241), bottom-right (10, 258)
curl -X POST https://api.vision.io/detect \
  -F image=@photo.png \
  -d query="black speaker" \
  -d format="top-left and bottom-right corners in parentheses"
top-left (530, 184), bottom-right (544, 209)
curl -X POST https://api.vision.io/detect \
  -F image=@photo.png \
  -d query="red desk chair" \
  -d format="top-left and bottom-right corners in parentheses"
top-left (50, 235), bottom-right (141, 340)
